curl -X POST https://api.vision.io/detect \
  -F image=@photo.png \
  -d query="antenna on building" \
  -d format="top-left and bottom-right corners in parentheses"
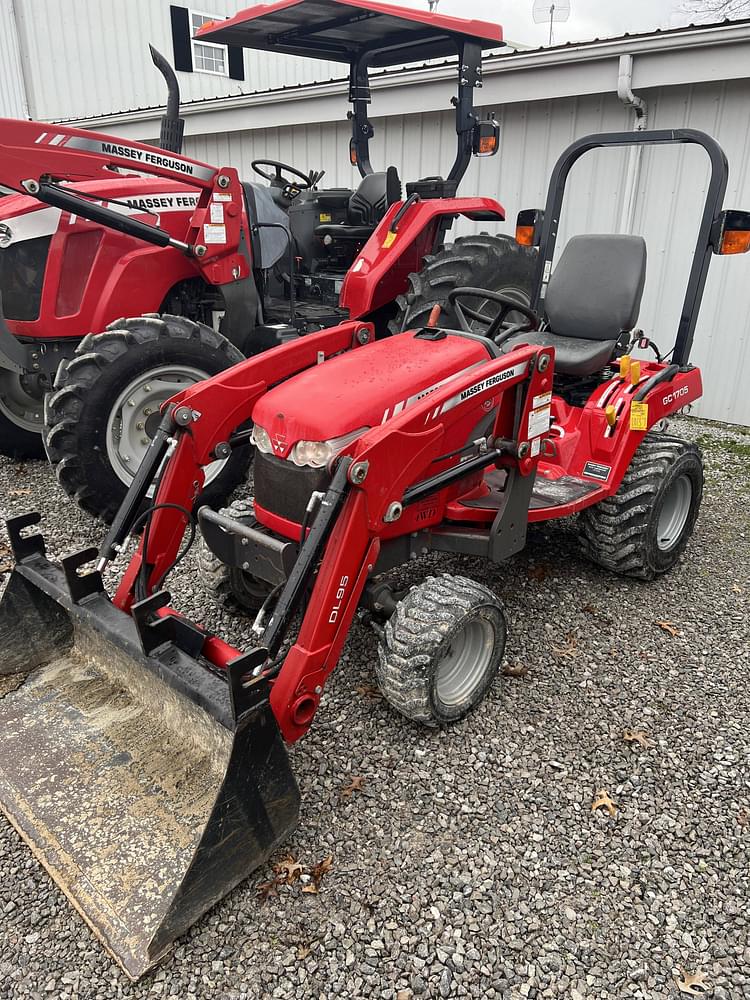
top-left (532, 0), bottom-right (571, 46)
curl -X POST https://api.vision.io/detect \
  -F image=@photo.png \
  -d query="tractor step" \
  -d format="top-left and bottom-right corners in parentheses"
top-left (530, 475), bottom-right (601, 510)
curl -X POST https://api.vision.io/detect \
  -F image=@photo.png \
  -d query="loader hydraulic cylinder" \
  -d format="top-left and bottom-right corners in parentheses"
top-left (33, 180), bottom-right (191, 253)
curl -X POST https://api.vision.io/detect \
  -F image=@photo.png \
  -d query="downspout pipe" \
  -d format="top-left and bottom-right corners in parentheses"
top-left (617, 53), bottom-right (648, 234)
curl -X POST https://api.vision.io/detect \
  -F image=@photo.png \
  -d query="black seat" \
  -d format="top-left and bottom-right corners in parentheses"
top-left (315, 167), bottom-right (402, 242)
top-left (504, 234), bottom-right (647, 377)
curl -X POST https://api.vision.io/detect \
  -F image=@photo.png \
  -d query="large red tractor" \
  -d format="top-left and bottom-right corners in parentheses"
top-left (0, 0), bottom-right (534, 520)
top-left (0, 120), bottom-right (746, 977)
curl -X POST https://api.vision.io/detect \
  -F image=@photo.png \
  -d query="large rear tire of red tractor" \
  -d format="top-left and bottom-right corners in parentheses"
top-left (578, 434), bottom-right (704, 580)
top-left (376, 574), bottom-right (507, 726)
top-left (0, 371), bottom-right (47, 460)
top-left (43, 315), bottom-right (251, 523)
top-left (391, 233), bottom-right (537, 333)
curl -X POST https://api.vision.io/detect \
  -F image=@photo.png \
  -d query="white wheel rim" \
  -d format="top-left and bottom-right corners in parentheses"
top-left (105, 364), bottom-right (226, 488)
top-left (657, 474), bottom-right (692, 551)
top-left (435, 617), bottom-right (495, 707)
top-left (0, 371), bottom-right (44, 432)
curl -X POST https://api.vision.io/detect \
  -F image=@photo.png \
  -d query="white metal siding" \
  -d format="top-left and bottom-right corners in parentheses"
top-left (0, 0), bottom-right (29, 118)
top-left (183, 80), bottom-right (750, 425)
top-left (12, 0), bottom-right (340, 121)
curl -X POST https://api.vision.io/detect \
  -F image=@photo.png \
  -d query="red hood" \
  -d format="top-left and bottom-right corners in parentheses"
top-left (251, 332), bottom-right (488, 459)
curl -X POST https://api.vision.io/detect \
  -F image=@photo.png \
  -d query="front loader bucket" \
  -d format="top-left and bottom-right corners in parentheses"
top-left (0, 514), bottom-right (300, 980)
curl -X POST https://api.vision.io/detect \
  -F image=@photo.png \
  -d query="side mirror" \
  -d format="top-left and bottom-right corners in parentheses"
top-left (515, 208), bottom-right (544, 247)
top-left (472, 118), bottom-right (500, 157)
top-left (713, 209), bottom-right (750, 254)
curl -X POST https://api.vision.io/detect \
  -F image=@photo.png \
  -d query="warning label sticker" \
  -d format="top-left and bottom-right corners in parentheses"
top-left (203, 223), bottom-right (226, 244)
top-left (209, 202), bottom-right (224, 224)
top-left (532, 390), bottom-right (552, 409)
top-left (528, 404), bottom-right (551, 439)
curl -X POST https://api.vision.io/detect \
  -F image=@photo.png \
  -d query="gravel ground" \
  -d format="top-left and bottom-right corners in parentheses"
top-left (0, 414), bottom-right (748, 1000)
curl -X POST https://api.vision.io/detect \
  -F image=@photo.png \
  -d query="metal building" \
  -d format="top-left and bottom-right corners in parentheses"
top-left (1, 3), bottom-right (749, 424)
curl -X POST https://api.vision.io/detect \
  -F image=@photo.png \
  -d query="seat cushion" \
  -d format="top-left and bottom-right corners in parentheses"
top-left (545, 234), bottom-right (647, 341)
top-left (502, 329), bottom-right (618, 377)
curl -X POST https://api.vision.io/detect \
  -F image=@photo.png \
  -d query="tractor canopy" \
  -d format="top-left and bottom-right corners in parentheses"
top-left (197, 0), bottom-right (503, 65)
top-left (199, 0), bottom-right (504, 186)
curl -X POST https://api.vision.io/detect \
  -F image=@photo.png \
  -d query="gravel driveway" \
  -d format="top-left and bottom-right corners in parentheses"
top-left (0, 415), bottom-right (748, 1000)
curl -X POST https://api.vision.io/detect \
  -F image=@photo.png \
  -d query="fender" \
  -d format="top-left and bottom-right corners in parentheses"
top-left (340, 197), bottom-right (506, 318)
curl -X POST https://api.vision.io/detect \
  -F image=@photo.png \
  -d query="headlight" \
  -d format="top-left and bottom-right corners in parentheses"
top-left (0, 223), bottom-right (12, 250)
top-left (290, 427), bottom-right (369, 468)
top-left (251, 424), bottom-right (273, 454)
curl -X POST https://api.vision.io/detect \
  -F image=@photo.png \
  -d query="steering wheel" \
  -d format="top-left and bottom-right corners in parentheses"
top-left (251, 159), bottom-right (313, 198)
top-left (447, 287), bottom-right (539, 346)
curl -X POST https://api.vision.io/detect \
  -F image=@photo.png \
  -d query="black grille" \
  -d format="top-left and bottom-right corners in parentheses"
top-left (254, 450), bottom-right (331, 524)
top-left (0, 236), bottom-right (51, 321)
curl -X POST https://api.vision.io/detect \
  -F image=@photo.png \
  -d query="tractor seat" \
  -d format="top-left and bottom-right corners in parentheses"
top-left (315, 166), bottom-right (402, 242)
top-left (504, 234), bottom-right (647, 377)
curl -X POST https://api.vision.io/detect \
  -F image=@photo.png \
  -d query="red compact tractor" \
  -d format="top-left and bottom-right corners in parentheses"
top-left (0, 0), bottom-right (534, 520)
top-left (1, 118), bottom-right (746, 977)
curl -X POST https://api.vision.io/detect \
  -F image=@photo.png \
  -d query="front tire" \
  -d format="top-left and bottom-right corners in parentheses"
top-left (0, 370), bottom-right (47, 459)
top-left (44, 315), bottom-right (251, 523)
top-left (578, 434), bottom-right (704, 580)
top-left (198, 497), bottom-right (274, 613)
top-left (376, 574), bottom-right (507, 726)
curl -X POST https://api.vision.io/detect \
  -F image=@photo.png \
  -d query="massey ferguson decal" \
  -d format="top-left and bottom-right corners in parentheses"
top-left (122, 193), bottom-right (200, 212)
top-left (439, 361), bottom-right (528, 415)
top-left (63, 136), bottom-right (215, 182)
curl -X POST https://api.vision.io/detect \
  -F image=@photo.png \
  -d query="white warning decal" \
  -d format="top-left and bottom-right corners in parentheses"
top-left (203, 223), bottom-right (226, 244)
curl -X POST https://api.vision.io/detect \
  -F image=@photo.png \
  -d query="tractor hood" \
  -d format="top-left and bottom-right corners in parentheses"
top-left (251, 331), bottom-right (489, 460)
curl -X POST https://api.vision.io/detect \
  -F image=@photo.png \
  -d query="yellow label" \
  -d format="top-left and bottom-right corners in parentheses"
top-left (382, 230), bottom-right (398, 249)
top-left (319, 212), bottom-right (332, 223)
top-left (630, 400), bottom-right (649, 431)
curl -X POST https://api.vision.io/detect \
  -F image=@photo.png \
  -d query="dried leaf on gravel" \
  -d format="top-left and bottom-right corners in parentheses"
top-left (527, 564), bottom-right (549, 582)
top-left (623, 728), bottom-right (654, 749)
top-left (655, 620), bottom-right (680, 637)
top-left (502, 662), bottom-right (529, 678)
top-left (301, 855), bottom-right (333, 895)
top-left (297, 944), bottom-right (312, 960)
top-left (273, 855), bottom-right (304, 884)
top-left (355, 684), bottom-right (383, 700)
top-left (342, 775), bottom-right (366, 797)
top-left (256, 878), bottom-right (281, 902)
top-left (674, 967), bottom-right (709, 995)
top-left (7, 488), bottom-right (31, 496)
top-left (552, 634), bottom-right (579, 659)
top-left (737, 807), bottom-right (749, 827)
top-left (591, 789), bottom-right (618, 817)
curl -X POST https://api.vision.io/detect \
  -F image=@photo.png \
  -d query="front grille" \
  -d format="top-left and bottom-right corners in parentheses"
top-left (254, 450), bottom-right (331, 524)
top-left (0, 236), bottom-right (51, 321)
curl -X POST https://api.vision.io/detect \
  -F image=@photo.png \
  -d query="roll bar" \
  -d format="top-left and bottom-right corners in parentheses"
top-left (531, 129), bottom-right (730, 368)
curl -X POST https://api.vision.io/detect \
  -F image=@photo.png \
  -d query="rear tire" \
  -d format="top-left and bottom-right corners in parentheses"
top-left (376, 574), bottom-right (507, 726)
top-left (44, 315), bottom-right (250, 523)
top-left (391, 234), bottom-right (537, 333)
top-left (198, 497), bottom-right (274, 613)
top-left (578, 434), bottom-right (704, 580)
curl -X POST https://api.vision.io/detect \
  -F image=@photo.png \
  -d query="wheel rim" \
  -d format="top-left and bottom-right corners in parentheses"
top-left (657, 474), bottom-right (692, 551)
top-left (105, 364), bottom-right (225, 488)
top-left (0, 371), bottom-right (44, 433)
top-left (435, 617), bottom-right (496, 707)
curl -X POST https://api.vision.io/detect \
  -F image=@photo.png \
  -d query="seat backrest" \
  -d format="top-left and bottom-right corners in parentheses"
top-left (545, 234), bottom-right (647, 341)
top-left (348, 166), bottom-right (402, 227)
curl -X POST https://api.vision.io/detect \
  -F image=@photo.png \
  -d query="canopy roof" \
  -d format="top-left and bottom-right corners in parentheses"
top-left (197, 0), bottom-right (504, 67)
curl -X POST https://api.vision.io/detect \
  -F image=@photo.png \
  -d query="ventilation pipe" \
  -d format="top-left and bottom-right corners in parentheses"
top-left (617, 54), bottom-right (648, 235)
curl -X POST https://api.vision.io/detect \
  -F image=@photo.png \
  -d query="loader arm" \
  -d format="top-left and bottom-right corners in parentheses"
top-left (0, 117), bottom-right (250, 285)
top-left (109, 331), bottom-right (552, 742)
